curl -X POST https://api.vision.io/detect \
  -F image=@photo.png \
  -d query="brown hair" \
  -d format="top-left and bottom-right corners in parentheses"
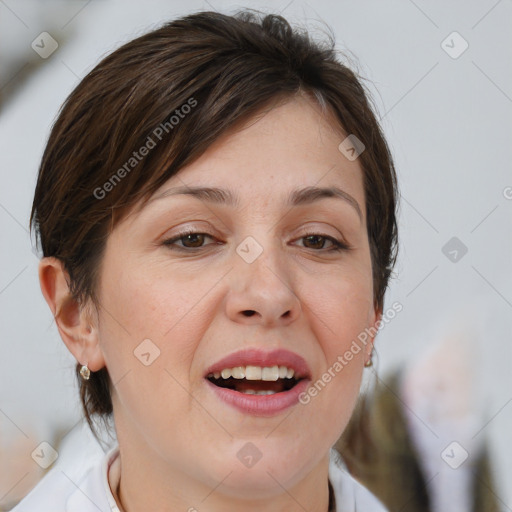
top-left (30, 10), bottom-right (399, 436)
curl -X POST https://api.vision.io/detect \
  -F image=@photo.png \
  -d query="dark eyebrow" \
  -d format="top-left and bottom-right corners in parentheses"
top-left (290, 186), bottom-right (363, 222)
top-left (149, 185), bottom-right (363, 222)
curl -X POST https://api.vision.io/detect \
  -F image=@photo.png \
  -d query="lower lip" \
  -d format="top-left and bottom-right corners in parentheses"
top-left (204, 378), bottom-right (311, 416)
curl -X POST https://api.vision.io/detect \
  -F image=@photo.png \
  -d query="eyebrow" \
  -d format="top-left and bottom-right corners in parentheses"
top-left (149, 185), bottom-right (363, 222)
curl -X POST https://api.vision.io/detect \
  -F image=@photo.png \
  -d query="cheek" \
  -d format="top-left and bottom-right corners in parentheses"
top-left (301, 257), bottom-right (374, 351)
top-left (298, 260), bottom-right (373, 434)
top-left (96, 261), bottom-right (219, 442)
top-left (307, 279), bottom-right (370, 387)
top-left (97, 255), bottom-right (220, 382)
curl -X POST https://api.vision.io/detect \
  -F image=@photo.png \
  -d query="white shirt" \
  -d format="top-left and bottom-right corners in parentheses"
top-left (11, 431), bottom-right (388, 512)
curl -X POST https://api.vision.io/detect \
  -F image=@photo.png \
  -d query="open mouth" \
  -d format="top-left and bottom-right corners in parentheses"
top-left (206, 366), bottom-right (303, 395)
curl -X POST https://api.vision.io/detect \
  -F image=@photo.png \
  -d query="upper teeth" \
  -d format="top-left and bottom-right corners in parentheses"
top-left (208, 365), bottom-right (295, 381)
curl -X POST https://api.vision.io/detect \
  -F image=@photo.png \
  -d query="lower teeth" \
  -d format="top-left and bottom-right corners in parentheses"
top-left (241, 390), bottom-right (276, 395)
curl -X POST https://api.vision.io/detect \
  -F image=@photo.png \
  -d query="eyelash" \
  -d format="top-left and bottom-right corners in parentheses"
top-left (161, 229), bottom-right (352, 253)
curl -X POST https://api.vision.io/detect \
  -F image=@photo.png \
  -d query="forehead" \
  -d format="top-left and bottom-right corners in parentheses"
top-left (135, 95), bottom-right (366, 223)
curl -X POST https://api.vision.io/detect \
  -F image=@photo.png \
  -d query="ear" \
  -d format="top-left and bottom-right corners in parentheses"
top-left (38, 257), bottom-right (105, 372)
top-left (365, 304), bottom-right (383, 365)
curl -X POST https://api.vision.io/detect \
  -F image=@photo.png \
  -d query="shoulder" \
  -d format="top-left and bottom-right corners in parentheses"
top-left (328, 448), bottom-right (389, 512)
top-left (10, 422), bottom-right (117, 512)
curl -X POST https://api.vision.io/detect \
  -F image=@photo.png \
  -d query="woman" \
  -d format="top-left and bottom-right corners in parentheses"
top-left (17, 9), bottom-right (398, 511)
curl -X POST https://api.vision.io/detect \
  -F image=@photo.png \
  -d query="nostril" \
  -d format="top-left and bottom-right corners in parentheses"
top-left (242, 310), bottom-right (256, 317)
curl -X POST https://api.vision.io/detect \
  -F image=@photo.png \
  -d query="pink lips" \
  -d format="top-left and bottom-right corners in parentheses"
top-left (205, 378), bottom-right (310, 416)
top-left (204, 348), bottom-right (312, 416)
top-left (204, 348), bottom-right (312, 379)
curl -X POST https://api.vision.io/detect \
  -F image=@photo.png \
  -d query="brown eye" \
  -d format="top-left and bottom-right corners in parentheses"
top-left (162, 231), bottom-right (216, 250)
top-left (180, 233), bottom-right (206, 248)
top-left (296, 233), bottom-right (350, 252)
top-left (303, 235), bottom-right (328, 249)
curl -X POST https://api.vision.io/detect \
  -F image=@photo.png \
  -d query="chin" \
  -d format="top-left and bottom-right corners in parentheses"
top-left (210, 444), bottom-right (315, 498)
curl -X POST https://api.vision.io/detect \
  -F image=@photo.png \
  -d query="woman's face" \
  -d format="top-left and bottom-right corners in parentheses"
top-left (94, 95), bottom-right (381, 499)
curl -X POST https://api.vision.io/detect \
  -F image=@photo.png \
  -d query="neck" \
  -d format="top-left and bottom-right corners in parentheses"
top-left (110, 432), bottom-right (332, 512)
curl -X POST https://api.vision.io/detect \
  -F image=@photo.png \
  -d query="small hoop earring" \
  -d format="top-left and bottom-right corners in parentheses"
top-left (364, 354), bottom-right (373, 368)
top-left (80, 364), bottom-right (91, 380)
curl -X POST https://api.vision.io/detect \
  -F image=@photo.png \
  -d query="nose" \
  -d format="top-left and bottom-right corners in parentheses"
top-left (224, 240), bottom-right (301, 327)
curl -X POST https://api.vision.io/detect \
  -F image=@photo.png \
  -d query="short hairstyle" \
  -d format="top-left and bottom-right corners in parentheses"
top-left (30, 10), bottom-right (399, 435)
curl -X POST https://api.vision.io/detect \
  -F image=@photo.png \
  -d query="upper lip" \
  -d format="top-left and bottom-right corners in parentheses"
top-left (204, 348), bottom-right (312, 379)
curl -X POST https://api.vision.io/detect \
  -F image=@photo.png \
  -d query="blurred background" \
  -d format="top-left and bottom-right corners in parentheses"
top-left (0, 0), bottom-right (511, 510)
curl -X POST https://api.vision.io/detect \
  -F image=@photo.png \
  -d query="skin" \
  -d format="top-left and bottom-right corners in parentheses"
top-left (39, 93), bottom-right (382, 512)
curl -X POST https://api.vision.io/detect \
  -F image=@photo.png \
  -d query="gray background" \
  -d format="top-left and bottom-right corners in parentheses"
top-left (0, 0), bottom-right (511, 509)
